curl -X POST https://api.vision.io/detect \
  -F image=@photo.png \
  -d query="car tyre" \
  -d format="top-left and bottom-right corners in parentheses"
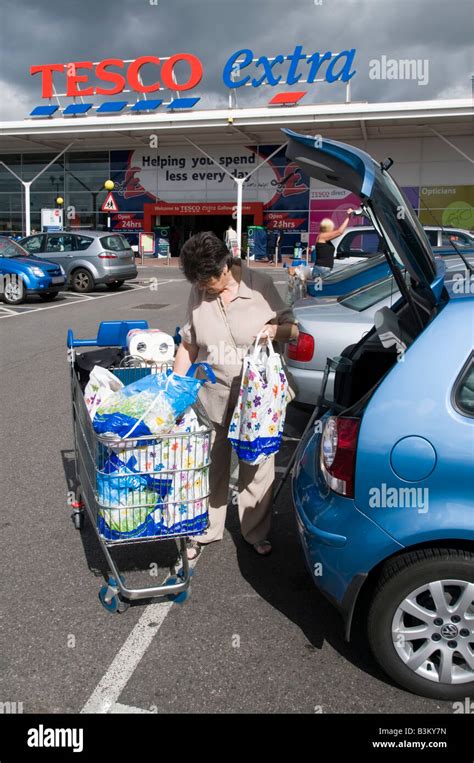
top-left (368, 548), bottom-right (474, 700)
top-left (3, 275), bottom-right (25, 305)
top-left (105, 280), bottom-right (125, 291)
top-left (71, 268), bottom-right (94, 293)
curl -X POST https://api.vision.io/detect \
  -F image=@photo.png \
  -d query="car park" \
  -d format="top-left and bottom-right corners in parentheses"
top-left (285, 128), bottom-right (474, 700)
top-left (19, 231), bottom-right (138, 293)
top-left (0, 236), bottom-right (66, 305)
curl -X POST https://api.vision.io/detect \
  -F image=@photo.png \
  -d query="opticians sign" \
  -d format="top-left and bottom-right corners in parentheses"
top-left (30, 45), bottom-right (356, 101)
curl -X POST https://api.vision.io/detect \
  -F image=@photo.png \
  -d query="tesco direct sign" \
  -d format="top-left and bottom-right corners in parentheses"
top-left (30, 54), bottom-right (203, 98)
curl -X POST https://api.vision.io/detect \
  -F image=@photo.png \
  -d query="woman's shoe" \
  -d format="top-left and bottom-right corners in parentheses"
top-left (185, 538), bottom-right (203, 560)
top-left (251, 539), bottom-right (272, 556)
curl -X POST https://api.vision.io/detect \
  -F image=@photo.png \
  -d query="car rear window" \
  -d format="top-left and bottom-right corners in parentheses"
top-left (100, 235), bottom-right (131, 251)
top-left (338, 230), bottom-right (383, 254)
top-left (442, 232), bottom-right (474, 247)
top-left (75, 235), bottom-right (93, 250)
top-left (339, 274), bottom-right (403, 312)
top-left (424, 230), bottom-right (439, 246)
top-left (453, 355), bottom-right (474, 417)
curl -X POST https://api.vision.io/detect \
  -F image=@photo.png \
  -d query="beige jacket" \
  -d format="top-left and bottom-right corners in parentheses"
top-left (180, 260), bottom-right (297, 426)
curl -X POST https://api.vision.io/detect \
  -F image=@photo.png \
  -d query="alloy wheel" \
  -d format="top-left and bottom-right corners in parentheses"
top-left (392, 579), bottom-right (474, 685)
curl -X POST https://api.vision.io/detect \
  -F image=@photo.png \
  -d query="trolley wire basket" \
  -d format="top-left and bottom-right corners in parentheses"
top-left (68, 323), bottom-right (213, 613)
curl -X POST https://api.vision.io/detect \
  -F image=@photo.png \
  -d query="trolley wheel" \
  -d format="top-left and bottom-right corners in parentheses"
top-left (164, 577), bottom-right (190, 604)
top-left (177, 567), bottom-right (194, 580)
top-left (73, 511), bottom-right (84, 530)
top-left (98, 576), bottom-right (130, 614)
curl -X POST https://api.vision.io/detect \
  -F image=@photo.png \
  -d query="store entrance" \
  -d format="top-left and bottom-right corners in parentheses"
top-left (154, 214), bottom-right (253, 256)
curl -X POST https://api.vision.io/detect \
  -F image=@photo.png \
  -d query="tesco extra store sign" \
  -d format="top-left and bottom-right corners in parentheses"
top-left (31, 46), bottom-right (356, 100)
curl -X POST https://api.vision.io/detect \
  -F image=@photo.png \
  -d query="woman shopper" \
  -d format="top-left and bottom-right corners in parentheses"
top-left (312, 208), bottom-right (354, 276)
top-left (174, 231), bottom-right (298, 559)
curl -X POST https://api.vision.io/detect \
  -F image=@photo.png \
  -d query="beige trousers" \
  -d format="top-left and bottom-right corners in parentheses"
top-left (191, 421), bottom-right (275, 545)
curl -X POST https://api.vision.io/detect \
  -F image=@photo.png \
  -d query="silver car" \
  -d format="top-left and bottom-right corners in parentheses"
top-left (19, 231), bottom-right (138, 293)
top-left (288, 256), bottom-right (474, 406)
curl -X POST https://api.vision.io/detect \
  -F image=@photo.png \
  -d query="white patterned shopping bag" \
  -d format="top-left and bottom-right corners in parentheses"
top-left (227, 331), bottom-right (291, 465)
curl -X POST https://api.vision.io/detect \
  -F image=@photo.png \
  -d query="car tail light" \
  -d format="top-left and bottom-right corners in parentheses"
top-left (320, 416), bottom-right (360, 497)
top-left (98, 252), bottom-right (118, 259)
top-left (287, 331), bottom-right (314, 362)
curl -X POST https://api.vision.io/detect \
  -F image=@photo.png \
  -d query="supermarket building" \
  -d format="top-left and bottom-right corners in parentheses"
top-left (0, 82), bottom-right (473, 255)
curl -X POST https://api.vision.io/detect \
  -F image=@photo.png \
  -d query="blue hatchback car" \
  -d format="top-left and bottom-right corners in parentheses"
top-left (0, 237), bottom-right (66, 304)
top-left (285, 129), bottom-right (474, 701)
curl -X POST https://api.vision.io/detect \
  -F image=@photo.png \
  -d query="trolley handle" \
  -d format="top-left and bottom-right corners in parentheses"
top-left (186, 362), bottom-right (217, 384)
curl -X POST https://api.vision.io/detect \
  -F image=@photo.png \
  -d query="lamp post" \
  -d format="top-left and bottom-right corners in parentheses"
top-left (104, 179), bottom-right (114, 230)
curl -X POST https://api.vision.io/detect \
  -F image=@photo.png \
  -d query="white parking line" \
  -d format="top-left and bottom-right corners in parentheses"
top-left (0, 281), bottom-right (174, 319)
top-left (109, 702), bottom-right (154, 714)
top-left (81, 556), bottom-right (200, 714)
top-left (80, 601), bottom-right (174, 713)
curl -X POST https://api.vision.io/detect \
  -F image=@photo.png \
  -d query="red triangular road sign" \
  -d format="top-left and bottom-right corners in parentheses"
top-left (101, 192), bottom-right (119, 212)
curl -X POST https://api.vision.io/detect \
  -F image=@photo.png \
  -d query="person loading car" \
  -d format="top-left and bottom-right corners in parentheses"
top-left (174, 231), bottom-right (298, 559)
top-left (312, 208), bottom-right (354, 276)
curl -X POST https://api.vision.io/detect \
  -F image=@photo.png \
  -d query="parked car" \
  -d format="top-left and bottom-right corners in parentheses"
top-left (293, 254), bottom-right (474, 404)
top-left (306, 247), bottom-right (474, 298)
top-left (328, 225), bottom-right (474, 268)
top-left (19, 231), bottom-right (138, 293)
top-left (288, 274), bottom-right (404, 405)
top-left (285, 128), bottom-right (474, 700)
top-left (0, 237), bottom-right (66, 305)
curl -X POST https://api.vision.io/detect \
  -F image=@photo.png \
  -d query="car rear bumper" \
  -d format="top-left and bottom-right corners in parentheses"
top-left (96, 265), bottom-right (138, 284)
top-left (291, 427), bottom-right (403, 637)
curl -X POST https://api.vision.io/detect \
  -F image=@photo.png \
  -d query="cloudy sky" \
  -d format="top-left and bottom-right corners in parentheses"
top-left (1, 0), bottom-right (473, 120)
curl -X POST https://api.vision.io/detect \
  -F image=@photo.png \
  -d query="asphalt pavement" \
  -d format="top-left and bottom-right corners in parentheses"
top-left (0, 268), bottom-right (454, 714)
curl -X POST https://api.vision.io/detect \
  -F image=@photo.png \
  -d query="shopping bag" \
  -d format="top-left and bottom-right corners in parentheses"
top-left (84, 365), bottom-right (124, 421)
top-left (93, 362), bottom-right (216, 439)
top-left (227, 331), bottom-right (290, 465)
top-left (96, 452), bottom-right (173, 540)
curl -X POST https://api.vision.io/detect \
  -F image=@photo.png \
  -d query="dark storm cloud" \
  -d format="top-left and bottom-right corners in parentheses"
top-left (1, 0), bottom-right (473, 119)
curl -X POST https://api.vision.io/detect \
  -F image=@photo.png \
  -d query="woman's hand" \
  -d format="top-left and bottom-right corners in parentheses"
top-left (256, 324), bottom-right (278, 343)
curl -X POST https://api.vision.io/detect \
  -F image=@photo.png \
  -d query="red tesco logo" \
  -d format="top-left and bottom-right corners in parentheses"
top-left (30, 54), bottom-right (204, 98)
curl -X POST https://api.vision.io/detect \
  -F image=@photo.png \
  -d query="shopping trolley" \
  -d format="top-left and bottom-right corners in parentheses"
top-left (67, 320), bottom-right (214, 613)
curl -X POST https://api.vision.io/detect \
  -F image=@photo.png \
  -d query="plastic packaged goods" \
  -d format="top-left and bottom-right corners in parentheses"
top-left (93, 367), bottom-right (213, 439)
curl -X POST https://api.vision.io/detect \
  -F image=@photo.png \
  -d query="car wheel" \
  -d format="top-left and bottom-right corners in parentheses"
top-left (71, 268), bottom-right (94, 293)
top-left (105, 280), bottom-right (125, 291)
top-left (368, 548), bottom-right (474, 700)
top-left (3, 275), bottom-right (25, 305)
top-left (39, 292), bottom-right (57, 301)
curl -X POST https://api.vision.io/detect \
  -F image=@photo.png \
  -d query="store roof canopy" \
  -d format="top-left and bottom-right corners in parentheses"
top-left (0, 98), bottom-right (472, 154)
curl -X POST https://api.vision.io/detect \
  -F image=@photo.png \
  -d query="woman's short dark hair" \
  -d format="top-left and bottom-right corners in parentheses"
top-left (180, 231), bottom-right (233, 283)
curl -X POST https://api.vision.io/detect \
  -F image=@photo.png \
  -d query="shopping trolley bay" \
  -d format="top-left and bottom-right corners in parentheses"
top-left (0, 274), bottom-right (455, 715)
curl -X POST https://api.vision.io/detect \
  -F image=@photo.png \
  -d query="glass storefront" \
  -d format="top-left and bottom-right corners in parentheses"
top-left (0, 151), bottom-right (110, 235)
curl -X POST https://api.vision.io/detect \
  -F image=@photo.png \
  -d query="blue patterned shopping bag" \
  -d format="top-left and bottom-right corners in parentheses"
top-left (227, 332), bottom-right (291, 465)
